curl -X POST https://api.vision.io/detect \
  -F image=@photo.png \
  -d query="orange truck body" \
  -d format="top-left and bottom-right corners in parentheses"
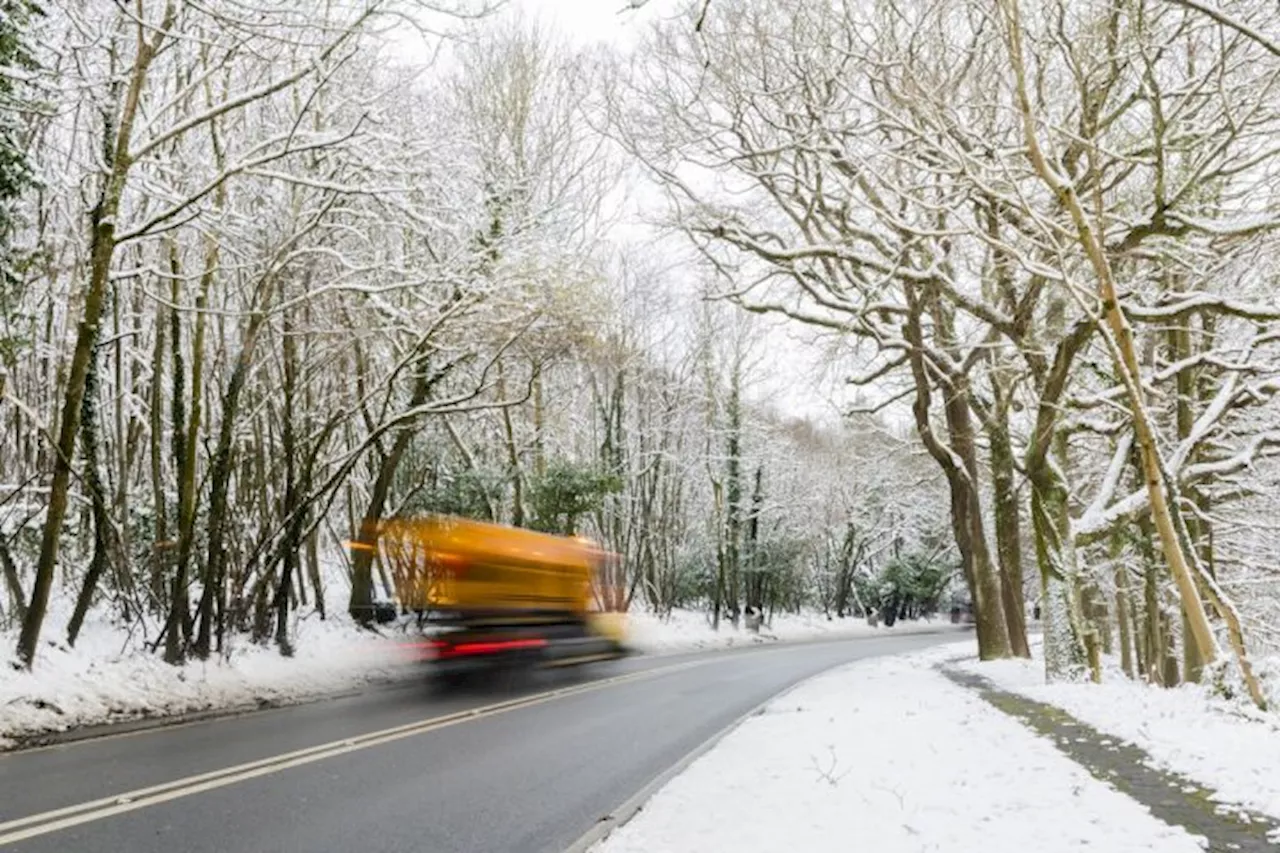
top-left (374, 514), bottom-right (602, 623)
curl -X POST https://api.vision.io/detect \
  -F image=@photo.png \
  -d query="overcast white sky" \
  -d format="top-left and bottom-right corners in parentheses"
top-left (507, 0), bottom-right (860, 427)
top-left (388, 0), bottom-right (862, 428)
top-left (513, 0), bottom-right (678, 47)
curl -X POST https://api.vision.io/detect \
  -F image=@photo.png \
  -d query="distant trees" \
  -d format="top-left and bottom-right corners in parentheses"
top-left (855, 554), bottom-right (954, 627)
top-left (26, 0), bottom-right (1276, 699)
top-left (0, 3), bottom-right (955, 672)
top-left (615, 0), bottom-right (1021, 658)
top-left (0, 0), bottom-right (41, 288)
top-left (2, 0), bottom-right (519, 665)
top-left (620, 0), bottom-right (1280, 704)
top-left (0, 0), bottom-right (43, 632)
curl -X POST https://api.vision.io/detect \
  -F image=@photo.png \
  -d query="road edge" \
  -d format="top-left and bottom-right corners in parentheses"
top-left (4, 623), bottom-right (972, 754)
top-left (0, 673), bottom-right (413, 753)
top-left (563, 629), bottom-right (990, 852)
top-left (559, 654), bottom-right (857, 853)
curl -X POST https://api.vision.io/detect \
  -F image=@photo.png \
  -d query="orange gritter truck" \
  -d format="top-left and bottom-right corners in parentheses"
top-left (365, 514), bottom-right (631, 681)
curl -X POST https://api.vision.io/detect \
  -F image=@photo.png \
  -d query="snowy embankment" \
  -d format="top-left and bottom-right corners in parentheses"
top-left (0, 609), bottom-right (420, 749)
top-left (625, 608), bottom-right (949, 654)
top-left (0, 605), bottom-right (939, 747)
top-left (960, 651), bottom-right (1280, 827)
top-left (594, 643), bottom-right (1205, 853)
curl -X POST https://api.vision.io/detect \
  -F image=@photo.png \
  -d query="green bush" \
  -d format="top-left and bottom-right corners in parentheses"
top-left (854, 552), bottom-right (954, 626)
top-left (527, 458), bottom-right (622, 535)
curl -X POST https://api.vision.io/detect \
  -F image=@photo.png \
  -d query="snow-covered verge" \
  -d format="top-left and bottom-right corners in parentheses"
top-left (960, 651), bottom-right (1280, 827)
top-left (594, 643), bottom-right (1206, 853)
top-left (0, 610), bottom-right (421, 749)
top-left (0, 604), bottom-right (962, 749)
top-left (625, 608), bottom-right (953, 654)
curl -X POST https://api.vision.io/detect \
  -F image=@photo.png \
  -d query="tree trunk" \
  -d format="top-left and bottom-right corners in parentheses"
top-left (148, 293), bottom-right (169, 614)
top-left (349, 469), bottom-right (395, 621)
top-left (532, 364), bottom-right (545, 478)
top-left (1167, 320), bottom-right (1208, 684)
top-left (17, 0), bottom-right (174, 670)
top-left (902, 285), bottom-right (1010, 660)
top-left (1114, 562), bottom-right (1135, 679)
top-left (68, 338), bottom-right (114, 647)
top-left (1, 532), bottom-right (27, 625)
top-left (1006, 5), bottom-right (1219, 671)
top-left (109, 276), bottom-right (136, 618)
top-left (194, 314), bottom-right (265, 658)
top-left (1135, 512), bottom-right (1177, 686)
top-left (744, 465), bottom-right (764, 614)
top-left (307, 528), bottom-right (324, 619)
top-left (710, 480), bottom-right (724, 632)
top-left (349, 358), bottom-right (445, 622)
top-left (1030, 473), bottom-right (1088, 679)
top-left (273, 299), bottom-right (301, 655)
top-left (989, 409), bottom-right (1029, 657)
top-left (163, 240), bottom-right (211, 663)
top-left (496, 361), bottom-right (525, 528)
top-left (18, 138), bottom-right (120, 667)
top-left (1081, 582), bottom-right (1104, 684)
top-left (723, 359), bottom-right (742, 627)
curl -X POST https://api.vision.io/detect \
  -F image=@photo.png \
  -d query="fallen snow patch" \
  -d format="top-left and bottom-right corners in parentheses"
top-left (960, 653), bottom-right (1280, 826)
top-left (595, 648), bottom-right (1204, 853)
top-left (626, 608), bottom-right (950, 654)
top-left (0, 603), bottom-right (962, 748)
top-left (0, 610), bottom-right (419, 748)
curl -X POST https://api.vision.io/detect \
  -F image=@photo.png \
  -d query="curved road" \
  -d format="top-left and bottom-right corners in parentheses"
top-left (0, 628), bottom-right (966, 853)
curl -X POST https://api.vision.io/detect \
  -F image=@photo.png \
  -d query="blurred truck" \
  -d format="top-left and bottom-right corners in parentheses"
top-left (365, 514), bottom-right (630, 681)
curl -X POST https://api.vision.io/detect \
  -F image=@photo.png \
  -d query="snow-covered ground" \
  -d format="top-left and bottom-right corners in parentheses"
top-left (961, 651), bottom-right (1280, 827)
top-left (594, 642), bottom-right (1207, 853)
top-left (0, 604), bottom-right (946, 747)
top-left (0, 609), bottom-right (422, 748)
top-left (625, 608), bottom-right (949, 654)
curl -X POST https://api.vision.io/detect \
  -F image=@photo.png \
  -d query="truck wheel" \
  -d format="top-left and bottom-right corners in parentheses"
top-left (430, 669), bottom-right (469, 691)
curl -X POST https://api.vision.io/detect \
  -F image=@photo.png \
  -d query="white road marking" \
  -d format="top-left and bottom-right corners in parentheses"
top-left (0, 658), bottom-right (711, 846)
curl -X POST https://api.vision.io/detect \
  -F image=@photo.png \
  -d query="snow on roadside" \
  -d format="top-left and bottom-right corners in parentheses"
top-left (0, 603), bottom-right (959, 748)
top-left (625, 608), bottom-right (950, 654)
top-left (0, 611), bottom-right (421, 748)
top-left (594, 646), bottom-right (1205, 853)
top-left (959, 652), bottom-right (1280, 826)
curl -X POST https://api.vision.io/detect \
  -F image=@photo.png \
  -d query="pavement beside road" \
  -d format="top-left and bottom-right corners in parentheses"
top-left (592, 643), bottom-right (1210, 853)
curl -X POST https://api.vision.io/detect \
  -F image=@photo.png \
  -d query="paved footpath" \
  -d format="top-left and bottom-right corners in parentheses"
top-left (940, 665), bottom-right (1280, 853)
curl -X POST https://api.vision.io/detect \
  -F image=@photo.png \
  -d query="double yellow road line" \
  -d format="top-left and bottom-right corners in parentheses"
top-left (0, 657), bottom-right (709, 847)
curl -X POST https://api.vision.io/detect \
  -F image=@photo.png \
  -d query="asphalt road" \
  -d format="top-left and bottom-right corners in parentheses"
top-left (0, 627), bottom-right (968, 853)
